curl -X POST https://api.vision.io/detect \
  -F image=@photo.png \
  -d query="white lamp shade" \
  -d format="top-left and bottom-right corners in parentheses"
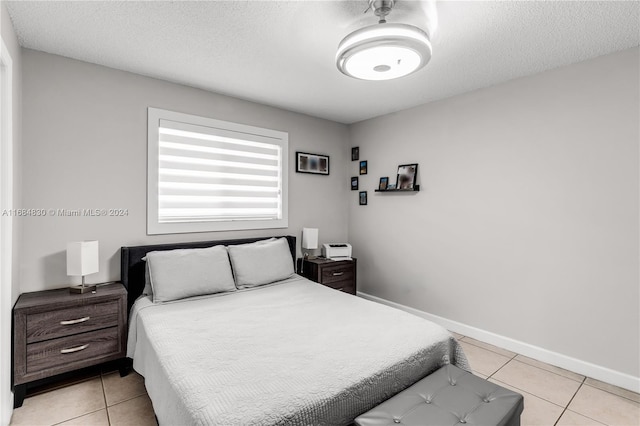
top-left (67, 241), bottom-right (99, 276)
top-left (302, 228), bottom-right (319, 250)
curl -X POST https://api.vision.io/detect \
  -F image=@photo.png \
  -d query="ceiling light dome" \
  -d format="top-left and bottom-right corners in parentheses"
top-left (336, 1), bottom-right (432, 81)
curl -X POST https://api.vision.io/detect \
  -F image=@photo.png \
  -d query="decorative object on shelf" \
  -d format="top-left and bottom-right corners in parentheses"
top-left (67, 240), bottom-right (99, 294)
top-left (301, 228), bottom-right (319, 260)
top-left (396, 163), bottom-right (418, 190)
top-left (375, 184), bottom-right (420, 193)
top-left (359, 191), bottom-right (368, 205)
top-left (296, 152), bottom-right (329, 175)
top-left (351, 147), bottom-right (359, 161)
top-left (336, 0), bottom-right (432, 81)
top-left (351, 176), bottom-right (359, 190)
top-left (359, 161), bottom-right (368, 175)
top-left (378, 177), bottom-right (389, 190)
top-left (387, 183), bottom-right (396, 190)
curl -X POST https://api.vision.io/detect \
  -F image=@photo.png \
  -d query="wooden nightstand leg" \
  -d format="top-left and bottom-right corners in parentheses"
top-left (119, 358), bottom-right (132, 377)
top-left (13, 384), bottom-right (26, 408)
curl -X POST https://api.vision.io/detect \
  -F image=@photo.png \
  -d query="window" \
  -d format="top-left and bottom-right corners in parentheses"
top-left (147, 108), bottom-right (288, 234)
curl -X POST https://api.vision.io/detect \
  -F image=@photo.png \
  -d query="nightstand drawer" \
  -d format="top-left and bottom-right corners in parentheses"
top-left (321, 264), bottom-right (354, 284)
top-left (26, 301), bottom-right (119, 344)
top-left (324, 280), bottom-right (356, 295)
top-left (26, 326), bottom-right (119, 373)
top-left (301, 258), bottom-right (357, 295)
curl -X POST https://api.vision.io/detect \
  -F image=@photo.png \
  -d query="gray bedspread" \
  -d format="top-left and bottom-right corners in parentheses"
top-left (127, 275), bottom-right (469, 425)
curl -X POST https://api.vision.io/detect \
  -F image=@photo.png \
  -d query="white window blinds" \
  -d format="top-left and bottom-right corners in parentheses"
top-left (148, 108), bottom-right (288, 234)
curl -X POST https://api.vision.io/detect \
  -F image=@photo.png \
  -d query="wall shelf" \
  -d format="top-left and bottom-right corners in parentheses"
top-left (375, 185), bottom-right (420, 193)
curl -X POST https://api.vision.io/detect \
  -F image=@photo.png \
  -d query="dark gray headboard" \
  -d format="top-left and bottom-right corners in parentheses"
top-left (121, 235), bottom-right (296, 313)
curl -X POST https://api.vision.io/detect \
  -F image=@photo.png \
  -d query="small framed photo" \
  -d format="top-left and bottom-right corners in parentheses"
top-left (359, 191), bottom-right (367, 205)
top-left (351, 176), bottom-right (359, 190)
top-left (296, 152), bottom-right (330, 175)
top-left (359, 160), bottom-right (368, 175)
top-left (378, 177), bottom-right (389, 190)
top-left (387, 183), bottom-right (396, 190)
top-left (396, 163), bottom-right (418, 189)
top-left (351, 147), bottom-right (359, 161)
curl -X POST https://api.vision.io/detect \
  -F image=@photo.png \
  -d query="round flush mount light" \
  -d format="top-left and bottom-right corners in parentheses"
top-left (336, 23), bottom-right (432, 81)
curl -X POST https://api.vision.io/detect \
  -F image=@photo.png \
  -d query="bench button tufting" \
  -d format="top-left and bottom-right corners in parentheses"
top-left (354, 365), bottom-right (524, 426)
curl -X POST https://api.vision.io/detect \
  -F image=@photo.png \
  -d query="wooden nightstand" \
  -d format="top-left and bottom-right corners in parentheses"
top-left (12, 283), bottom-right (127, 408)
top-left (301, 258), bottom-right (357, 295)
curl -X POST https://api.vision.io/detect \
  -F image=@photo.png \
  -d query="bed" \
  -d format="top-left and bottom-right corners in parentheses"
top-left (121, 236), bottom-right (469, 425)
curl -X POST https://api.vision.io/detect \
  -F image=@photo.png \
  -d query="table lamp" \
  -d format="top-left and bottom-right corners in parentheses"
top-left (67, 240), bottom-right (99, 294)
top-left (302, 228), bottom-right (319, 259)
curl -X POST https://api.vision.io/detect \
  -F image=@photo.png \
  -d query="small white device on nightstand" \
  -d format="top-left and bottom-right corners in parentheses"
top-left (322, 243), bottom-right (352, 260)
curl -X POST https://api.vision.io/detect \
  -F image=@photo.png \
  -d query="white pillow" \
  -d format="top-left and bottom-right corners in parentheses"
top-left (146, 245), bottom-right (236, 303)
top-left (228, 238), bottom-right (294, 288)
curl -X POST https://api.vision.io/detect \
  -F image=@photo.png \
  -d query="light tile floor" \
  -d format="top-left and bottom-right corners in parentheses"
top-left (10, 333), bottom-right (640, 425)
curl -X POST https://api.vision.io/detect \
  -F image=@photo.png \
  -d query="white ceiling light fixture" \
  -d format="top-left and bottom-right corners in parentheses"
top-left (336, 0), bottom-right (432, 81)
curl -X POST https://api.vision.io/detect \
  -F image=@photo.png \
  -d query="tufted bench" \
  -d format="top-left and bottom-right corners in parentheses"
top-left (355, 365), bottom-right (524, 426)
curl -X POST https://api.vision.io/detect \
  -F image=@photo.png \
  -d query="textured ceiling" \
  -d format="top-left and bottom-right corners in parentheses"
top-left (6, 1), bottom-right (640, 124)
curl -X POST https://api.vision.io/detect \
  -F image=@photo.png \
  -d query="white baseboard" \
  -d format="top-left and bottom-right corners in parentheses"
top-left (357, 291), bottom-right (640, 394)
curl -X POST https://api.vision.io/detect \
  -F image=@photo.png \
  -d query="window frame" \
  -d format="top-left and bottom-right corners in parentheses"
top-left (147, 107), bottom-right (288, 235)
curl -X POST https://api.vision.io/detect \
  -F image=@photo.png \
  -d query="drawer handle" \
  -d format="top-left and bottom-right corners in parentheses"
top-left (60, 316), bottom-right (90, 325)
top-left (332, 272), bottom-right (344, 276)
top-left (60, 344), bottom-right (89, 354)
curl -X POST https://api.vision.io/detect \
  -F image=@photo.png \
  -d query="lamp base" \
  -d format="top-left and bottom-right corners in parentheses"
top-left (69, 285), bottom-right (97, 294)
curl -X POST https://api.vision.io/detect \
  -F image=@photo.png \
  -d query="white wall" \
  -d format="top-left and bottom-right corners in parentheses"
top-left (349, 48), bottom-right (639, 382)
top-left (20, 49), bottom-right (349, 292)
top-left (1, 2), bottom-right (21, 423)
top-left (1, 0), bottom-right (21, 305)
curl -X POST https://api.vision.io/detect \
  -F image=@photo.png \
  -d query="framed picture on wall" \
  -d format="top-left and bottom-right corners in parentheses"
top-left (296, 152), bottom-right (330, 175)
top-left (396, 164), bottom-right (418, 189)
top-left (351, 176), bottom-right (359, 190)
top-left (359, 161), bottom-right (368, 175)
top-left (378, 177), bottom-right (389, 190)
top-left (351, 147), bottom-right (359, 161)
top-left (359, 191), bottom-right (367, 205)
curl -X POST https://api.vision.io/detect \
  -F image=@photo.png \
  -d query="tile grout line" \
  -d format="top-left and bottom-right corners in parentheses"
top-left (459, 336), bottom-right (516, 357)
top-left (485, 352), bottom-right (518, 381)
top-left (553, 377), bottom-right (588, 426)
top-left (459, 336), bottom-right (515, 379)
top-left (463, 336), bottom-right (585, 385)
top-left (507, 358), bottom-right (584, 384)
top-left (484, 355), bottom-right (635, 425)
top-left (489, 352), bottom-right (586, 409)
top-left (489, 376), bottom-right (567, 411)
top-left (42, 376), bottom-right (106, 426)
top-left (101, 373), bottom-right (112, 426)
top-left (582, 381), bottom-right (640, 404)
top-left (27, 375), bottom-right (100, 399)
top-left (462, 334), bottom-right (640, 405)
top-left (50, 407), bottom-right (105, 426)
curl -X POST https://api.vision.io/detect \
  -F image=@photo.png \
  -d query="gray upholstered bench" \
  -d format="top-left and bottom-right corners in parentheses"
top-left (355, 365), bottom-right (523, 426)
